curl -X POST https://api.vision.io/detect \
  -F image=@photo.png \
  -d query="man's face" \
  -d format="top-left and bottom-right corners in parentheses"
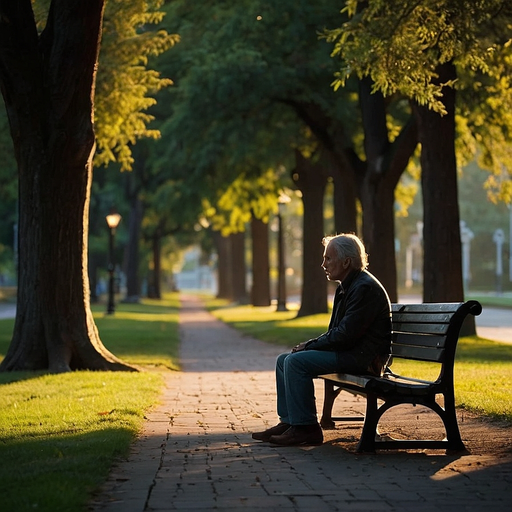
top-left (322, 242), bottom-right (351, 282)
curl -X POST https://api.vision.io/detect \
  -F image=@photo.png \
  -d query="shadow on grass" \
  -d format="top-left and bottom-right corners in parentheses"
top-left (457, 337), bottom-right (512, 363)
top-left (0, 427), bottom-right (134, 512)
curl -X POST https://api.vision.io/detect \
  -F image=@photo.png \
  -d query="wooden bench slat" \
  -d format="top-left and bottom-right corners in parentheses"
top-left (392, 322), bottom-right (449, 335)
top-left (392, 312), bottom-right (453, 324)
top-left (391, 303), bottom-right (465, 313)
top-left (323, 373), bottom-right (435, 394)
top-left (392, 332), bottom-right (447, 349)
top-left (391, 344), bottom-right (445, 362)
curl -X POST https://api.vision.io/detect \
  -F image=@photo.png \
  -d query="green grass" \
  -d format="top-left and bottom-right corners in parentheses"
top-left (0, 294), bottom-right (180, 512)
top-left (207, 299), bottom-right (512, 423)
top-left (91, 296), bottom-right (181, 371)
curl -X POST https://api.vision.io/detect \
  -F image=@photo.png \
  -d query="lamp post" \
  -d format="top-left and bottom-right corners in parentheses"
top-left (276, 193), bottom-right (291, 312)
top-left (106, 211), bottom-right (122, 314)
top-left (509, 202), bottom-right (512, 283)
top-left (493, 228), bottom-right (504, 294)
top-left (460, 220), bottom-right (474, 295)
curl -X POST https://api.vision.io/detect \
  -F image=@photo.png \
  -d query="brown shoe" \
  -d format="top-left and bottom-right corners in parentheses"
top-left (269, 424), bottom-right (323, 446)
top-left (252, 422), bottom-right (290, 442)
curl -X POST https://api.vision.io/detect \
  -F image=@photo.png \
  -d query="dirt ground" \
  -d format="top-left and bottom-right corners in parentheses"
top-left (326, 391), bottom-right (512, 459)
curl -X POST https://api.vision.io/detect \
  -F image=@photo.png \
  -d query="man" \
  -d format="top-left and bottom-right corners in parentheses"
top-left (252, 233), bottom-right (391, 446)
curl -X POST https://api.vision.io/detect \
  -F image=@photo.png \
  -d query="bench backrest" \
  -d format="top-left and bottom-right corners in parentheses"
top-left (390, 301), bottom-right (482, 365)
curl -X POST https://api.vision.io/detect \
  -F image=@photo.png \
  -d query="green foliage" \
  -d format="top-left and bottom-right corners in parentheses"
top-left (30, 1), bottom-right (178, 172)
top-left (328, 0), bottom-right (509, 113)
top-left (204, 168), bottom-right (285, 235)
top-left (325, 0), bottom-right (512, 202)
top-left (94, 0), bottom-right (180, 171)
top-left (151, 0), bottom-right (358, 232)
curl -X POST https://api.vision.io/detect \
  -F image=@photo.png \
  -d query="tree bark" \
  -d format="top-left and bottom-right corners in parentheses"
top-left (358, 77), bottom-right (418, 302)
top-left (214, 231), bottom-right (233, 300)
top-left (332, 164), bottom-right (358, 234)
top-left (413, 62), bottom-right (465, 304)
top-left (286, 100), bottom-right (359, 235)
top-left (231, 231), bottom-right (248, 304)
top-left (288, 97), bottom-right (417, 302)
top-left (124, 188), bottom-right (143, 303)
top-left (250, 217), bottom-right (271, 306)
top-left (293, 150), bottom-right (328, 317)
top-left (147, 233), bottom-right (161, 299)
top-left (0, 0), bottom-right (133, 371)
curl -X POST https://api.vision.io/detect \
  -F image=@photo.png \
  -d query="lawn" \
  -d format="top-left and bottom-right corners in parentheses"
top-left (207, 299), bottom-right (512, 423)
top-left (0, 294), bottom-right (180, 512)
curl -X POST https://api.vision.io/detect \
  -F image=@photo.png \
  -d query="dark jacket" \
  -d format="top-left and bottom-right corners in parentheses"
top-left (304, 269), bottom-right (392, 371)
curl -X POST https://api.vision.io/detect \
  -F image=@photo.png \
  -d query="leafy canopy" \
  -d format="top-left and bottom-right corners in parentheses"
top-left (325, 0), bottom-right (512, 202)
top-left (30, 0), bottom-right (179, 172)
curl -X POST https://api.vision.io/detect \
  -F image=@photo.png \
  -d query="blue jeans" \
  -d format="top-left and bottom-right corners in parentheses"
top-left (276, 350), bottom-right (359, 425)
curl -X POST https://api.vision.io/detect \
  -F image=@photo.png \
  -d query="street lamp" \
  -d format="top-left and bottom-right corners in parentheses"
top-left (276, 193), bottom-right (291, 312)
top-left (493, 228), bottom-right (504, 294)
top-left (106, 210), bottom-right (122, 314)
top-left (460, 220), bottom-right (474, 295)
top-left (509, 202), bottom-right (512, 283)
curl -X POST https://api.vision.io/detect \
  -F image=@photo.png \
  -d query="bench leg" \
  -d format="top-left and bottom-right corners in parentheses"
top-left (320, 380), bottom-right (342, 429)
top-left (356, 391), bottom-right (379, 453)
top-left (438, 393), bottom-right (465, 452)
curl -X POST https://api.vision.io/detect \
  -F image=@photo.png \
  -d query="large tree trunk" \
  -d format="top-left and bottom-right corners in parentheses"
top-left (251, 217), bottom-right (271, 307)
top-left (231, 231), bottom-right (248, 304)
top-left (358, 77), bottom-right (418, 302)
top-left (147, 233), bottom-right (162, 299)
top-left (0, 1), bottom-right (132, 372)
top-left (287, 101), bottom-right (359, 235)
top-left (289, 97), bottom-right (417, 303)
top-left (413, 63), bottom-right (465, 303)
top-left (124, 192), bottom-right (143, 303)
top-left (214, 231), bottom-right (233, 300)
top-left (294, 150), bottom-right (328, 317)
top-left (331, 163), bottom-right (358, 234)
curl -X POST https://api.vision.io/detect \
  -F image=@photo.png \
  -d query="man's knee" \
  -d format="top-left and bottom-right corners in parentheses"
top-left (284, 351), bottom-right (309, 374)
top-left (276, 352), bottom-right (289, 371)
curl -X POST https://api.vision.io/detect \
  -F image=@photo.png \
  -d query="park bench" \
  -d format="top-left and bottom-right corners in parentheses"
top-left (318, 300), bottom-right (482, 453)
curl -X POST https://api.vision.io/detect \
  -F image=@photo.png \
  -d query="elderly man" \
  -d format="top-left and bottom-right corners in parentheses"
top-left (252, 233), bottom-right (392, 446)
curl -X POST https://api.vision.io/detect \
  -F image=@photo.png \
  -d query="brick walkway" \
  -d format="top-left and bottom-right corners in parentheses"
top-left (90, 295), bottom-right (512, 511)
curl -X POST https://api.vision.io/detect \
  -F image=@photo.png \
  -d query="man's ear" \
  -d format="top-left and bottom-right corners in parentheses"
top-left (343, 258), bottom-right (350, 268)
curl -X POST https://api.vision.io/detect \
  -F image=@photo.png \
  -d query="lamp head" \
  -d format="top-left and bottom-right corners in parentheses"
top-left (106, 212), bottom-right (122, 229)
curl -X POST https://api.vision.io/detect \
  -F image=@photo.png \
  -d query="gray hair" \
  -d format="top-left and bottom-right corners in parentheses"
top-left (322, 233), bottom-right (368, 270)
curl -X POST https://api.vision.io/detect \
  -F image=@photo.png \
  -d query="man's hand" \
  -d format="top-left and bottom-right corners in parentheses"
top-left (291, 341), bottom-right (309, 353)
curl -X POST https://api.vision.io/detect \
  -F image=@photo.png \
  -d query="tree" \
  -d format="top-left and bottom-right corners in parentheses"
top-left (159, 0), bottom-right (423, 305)
top-left (293, 150), bottom-right (329, 316)
top-left (157, 0), bottom-right (362, 312)
top-left (204, 167), bottom-right (282, 306)
top-left (0, 0), bottom-right (175, 371)
top-left (326, 0), bottom-right (512, 303)
top-left (289, 82), bottom-right (418, 301)
top-left (0, 110), bottom-right (17, 280)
